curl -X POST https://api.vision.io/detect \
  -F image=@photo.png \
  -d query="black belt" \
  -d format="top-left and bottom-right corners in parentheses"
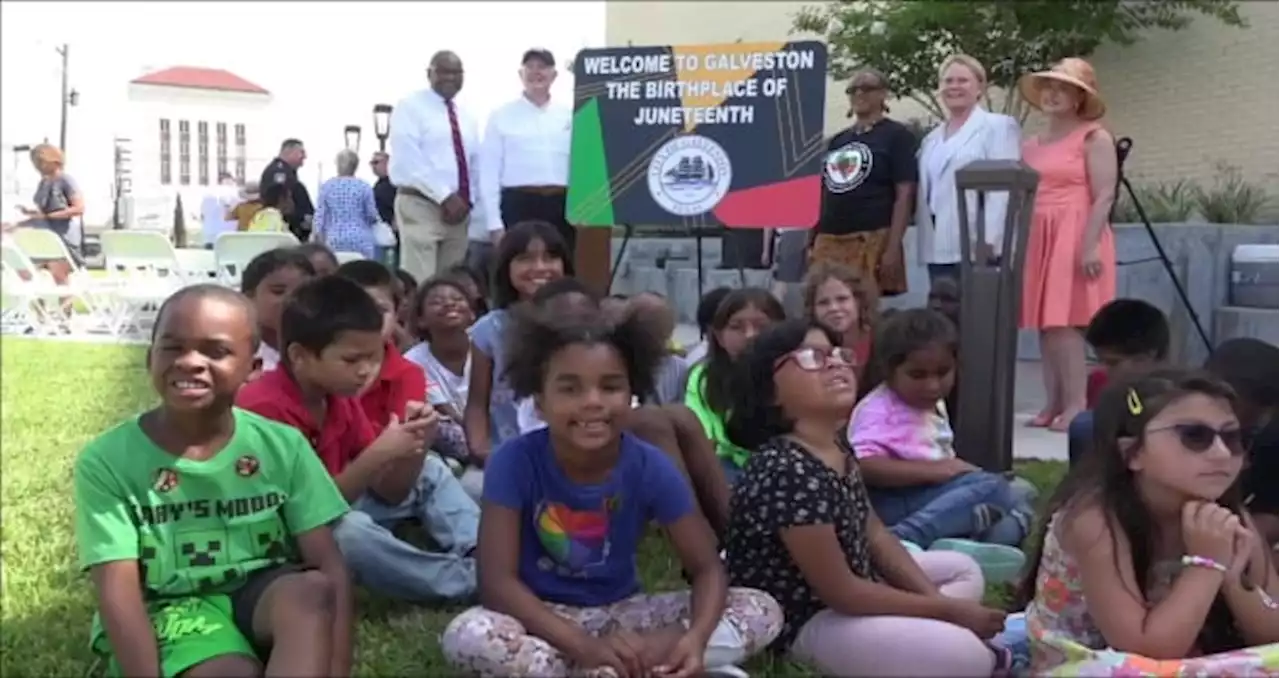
top-left (503, 186), bottom-right (566, 197)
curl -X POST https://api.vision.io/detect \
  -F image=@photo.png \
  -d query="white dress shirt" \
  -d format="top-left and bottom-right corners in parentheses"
top-left (478, 95), bottom-right (572, 232)
top-left (915, 107), bottom-right (1022, 264)
top-left (387, 88), bottom-right (481, 211)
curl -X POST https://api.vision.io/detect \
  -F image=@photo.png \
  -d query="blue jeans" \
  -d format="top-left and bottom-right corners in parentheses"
top-left (870, 471), bottom-right (1034, 547)
top-left (1068, 410), bottom-right (1094, 468)
top-left (332, 455), bottom-right (479, 602)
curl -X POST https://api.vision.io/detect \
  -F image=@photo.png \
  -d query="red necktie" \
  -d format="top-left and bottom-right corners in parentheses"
top-left (446, 100), bottom-right (471, 205)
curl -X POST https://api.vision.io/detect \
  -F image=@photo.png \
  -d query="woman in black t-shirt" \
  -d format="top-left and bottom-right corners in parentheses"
top-left (809, 70), bottom-right (919, 299)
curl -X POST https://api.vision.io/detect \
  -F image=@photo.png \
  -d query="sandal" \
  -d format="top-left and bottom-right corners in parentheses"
top-left (1026, 410), bottom-right (1057, 428)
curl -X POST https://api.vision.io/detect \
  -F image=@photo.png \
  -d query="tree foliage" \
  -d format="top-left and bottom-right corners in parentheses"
top-left (793, 0), bottom-right (1246, 121)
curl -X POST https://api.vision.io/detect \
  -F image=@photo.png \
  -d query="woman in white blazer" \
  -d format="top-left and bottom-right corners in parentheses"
top-left (916, 54), bottom-right (1023, 287)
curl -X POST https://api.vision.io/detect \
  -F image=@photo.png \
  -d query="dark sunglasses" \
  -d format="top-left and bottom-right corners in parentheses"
top-left (846, 84), bottom-right (885, 95)
top-left (774, 346), bottom-right (856, 372)
top-left (1147, 423), bottom-right (1246, 455)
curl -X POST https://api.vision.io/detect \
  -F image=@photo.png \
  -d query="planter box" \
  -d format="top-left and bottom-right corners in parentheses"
top-left (608, 223), bottom-right (1278, 359)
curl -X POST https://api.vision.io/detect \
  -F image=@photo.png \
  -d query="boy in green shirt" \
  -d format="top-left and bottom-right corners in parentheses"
top-left (73, 284), bottom-right (354, 677)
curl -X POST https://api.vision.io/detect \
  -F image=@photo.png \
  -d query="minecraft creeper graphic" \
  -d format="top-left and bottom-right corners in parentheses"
top-left (173, 527), bottom-right (237, 590)
top-left (244, 518), bottom-right (291, 564)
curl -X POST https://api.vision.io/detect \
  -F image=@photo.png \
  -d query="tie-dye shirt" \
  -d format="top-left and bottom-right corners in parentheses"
top-left (848, 384), bottom-right (956, 461)
top-left (482, 428), bottom-right (694, 607)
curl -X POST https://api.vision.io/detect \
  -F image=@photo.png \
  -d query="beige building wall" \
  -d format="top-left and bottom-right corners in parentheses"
top-left (604, 1), bottom-right (1278, 188)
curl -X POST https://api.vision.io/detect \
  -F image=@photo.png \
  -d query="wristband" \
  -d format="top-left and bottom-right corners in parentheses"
top-left (1257, 589), bottom-right (1279, 611)
top-left (1180, 555), bottom-right (1227, 573)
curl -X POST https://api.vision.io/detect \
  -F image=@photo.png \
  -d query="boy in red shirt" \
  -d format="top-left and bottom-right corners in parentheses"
top-left (237, 275), bottom-right (479, 603)
top-left (1069, 299), bottom-right (1170, 466)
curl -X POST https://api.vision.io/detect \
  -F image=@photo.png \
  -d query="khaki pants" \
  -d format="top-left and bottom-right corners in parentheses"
top-left (395, 193), bottom-right (469, 281)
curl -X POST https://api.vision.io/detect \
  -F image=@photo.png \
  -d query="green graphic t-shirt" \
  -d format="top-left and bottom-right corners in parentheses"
top-left (74, 408), bottom-right (349, 644)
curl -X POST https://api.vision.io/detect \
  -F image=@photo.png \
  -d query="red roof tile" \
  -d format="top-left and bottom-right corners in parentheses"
top-left (130, 66), bottom-right (269, 95)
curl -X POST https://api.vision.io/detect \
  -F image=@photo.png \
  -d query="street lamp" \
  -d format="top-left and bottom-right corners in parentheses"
top-left (372, 104), bottom-right (392, 152)
top-left (343, 125), bottom-right (362, 153)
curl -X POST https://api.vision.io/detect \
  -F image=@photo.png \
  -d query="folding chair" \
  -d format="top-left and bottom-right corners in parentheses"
top-left (1, 240), bottom-right (75, 335)
top-left (334, 251), bottom-right (365, 264)
top-left (214, 232), bottom-right (300, 287)
top-left (99, 230), bottom-right (190, 337)
top-left (8, 227), bottom-right (116, 335)
top-left (173, 248), bottom-right (219, 283)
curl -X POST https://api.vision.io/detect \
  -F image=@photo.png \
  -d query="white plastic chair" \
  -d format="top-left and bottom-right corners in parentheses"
top-left (334, 251), bottom-right (365, 264)
top-left (214, 232), bottom-right (300, 287)
top-left (99, 230), bottom-right (190, 336)
top-left (8, 227), bottom-right (116, 334)
top-left (1, 240), bottom-right (74, 335)
top-left (174, 248), bottom-right (219, 283)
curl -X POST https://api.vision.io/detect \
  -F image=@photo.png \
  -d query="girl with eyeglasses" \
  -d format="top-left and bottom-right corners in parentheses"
top-left (722, 319), bottom-right (1012, 676)
top-left (1018, 368), bottom-right (1278, 675)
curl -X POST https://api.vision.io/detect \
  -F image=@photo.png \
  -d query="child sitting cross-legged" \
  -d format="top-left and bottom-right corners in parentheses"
top-left (403, 274), bottom-right (483, 498)
top-left (723, 319), bottom-right (1012, 677)
top-left (441, 303), bottom-right (783, 677)
top-left (236, 275), bottom-right (480, 603)
top-left (1019, 369), bottom-right (1278, 675)
top-left (851, 308), bottom-right (1036, 550)
top-left (75, 284), bottom-right (353, 677)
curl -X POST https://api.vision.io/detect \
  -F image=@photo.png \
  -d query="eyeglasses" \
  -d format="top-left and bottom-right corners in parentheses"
top-left (774, 346), bottom-right (856, 372)
top-left (1147, 423), bottom-right (1246, 455)
top-left (846, 84), bottom-right (885, 94)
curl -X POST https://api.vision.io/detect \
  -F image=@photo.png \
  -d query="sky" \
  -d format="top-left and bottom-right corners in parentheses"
top-left (0, 1), bottom-right (606, 219)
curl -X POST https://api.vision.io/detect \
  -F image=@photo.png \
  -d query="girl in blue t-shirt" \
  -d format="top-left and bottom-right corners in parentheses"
top-left (442, 304), bottom-right (783, 678)
top-left (463, 220), bottom-right (572, 463)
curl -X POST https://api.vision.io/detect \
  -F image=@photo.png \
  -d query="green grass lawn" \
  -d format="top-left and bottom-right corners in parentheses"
top-left (0, 338), bottom-right (1066, 677)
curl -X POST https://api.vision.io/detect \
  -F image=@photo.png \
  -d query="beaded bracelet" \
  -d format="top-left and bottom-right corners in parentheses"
top-left (1180, 555), bottom-right (1228, 573)
top-left (1182, 556), bottom-right (1280, 609)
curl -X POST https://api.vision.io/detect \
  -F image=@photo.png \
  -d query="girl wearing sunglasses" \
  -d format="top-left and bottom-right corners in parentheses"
top-left (1018, 368), bottom-right (1278, 675)
top-left (722, 319), bottom-right (1011, 676)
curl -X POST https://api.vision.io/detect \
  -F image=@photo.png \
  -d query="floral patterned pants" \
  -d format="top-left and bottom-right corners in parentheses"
top-left (441, 587), bottom-right (783, 677)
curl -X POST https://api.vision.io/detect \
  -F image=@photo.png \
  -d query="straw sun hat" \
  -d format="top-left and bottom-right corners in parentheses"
top-left (1018, 58), bottom-right (1106, 121)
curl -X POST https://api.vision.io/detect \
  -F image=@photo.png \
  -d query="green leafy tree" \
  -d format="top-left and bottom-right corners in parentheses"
top-left (793, 0), bottom-right (1246, 122)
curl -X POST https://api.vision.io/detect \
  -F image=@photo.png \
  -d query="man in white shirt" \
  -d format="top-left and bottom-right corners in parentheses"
top-left (200, 173), bottom-right (240, 248)
top-left (389, 50), bottom-right (481, 282)
top-left (476, 48), bottom-right (574, 270)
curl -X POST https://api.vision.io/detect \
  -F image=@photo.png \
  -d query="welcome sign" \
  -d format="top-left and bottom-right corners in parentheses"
top-left (567, 41), bottom-right (828, 229)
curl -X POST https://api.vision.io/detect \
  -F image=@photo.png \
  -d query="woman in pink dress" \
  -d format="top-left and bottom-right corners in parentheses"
top-left (1018, 58), bottom-right (1118, 432)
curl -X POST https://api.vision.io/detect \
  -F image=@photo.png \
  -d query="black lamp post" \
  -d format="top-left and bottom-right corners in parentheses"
top-left (344, 125), bottom-right (362, 153)
top-left (373, 104), bottom-right (392, 152)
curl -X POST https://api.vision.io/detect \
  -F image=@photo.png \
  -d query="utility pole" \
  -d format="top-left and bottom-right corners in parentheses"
top-left (56, 44), bottom-right (78, 155)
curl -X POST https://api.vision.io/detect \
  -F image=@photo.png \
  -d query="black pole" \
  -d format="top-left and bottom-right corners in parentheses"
top-left (1114, 138), bottom-right (1213, 353)
top-left (57, 45), bottom-right (69, 153)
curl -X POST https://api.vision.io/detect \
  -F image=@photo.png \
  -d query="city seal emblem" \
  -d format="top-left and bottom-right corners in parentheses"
top-left (647, 135), bottom-right (733, 217)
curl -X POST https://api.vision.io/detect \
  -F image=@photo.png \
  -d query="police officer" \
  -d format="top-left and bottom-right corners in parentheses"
top-left (259, 138), bottom-right (315, 241)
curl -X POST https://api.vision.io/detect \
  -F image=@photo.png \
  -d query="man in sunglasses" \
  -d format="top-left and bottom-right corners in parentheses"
top-left (1204, 338), bottom-right (1278, 546)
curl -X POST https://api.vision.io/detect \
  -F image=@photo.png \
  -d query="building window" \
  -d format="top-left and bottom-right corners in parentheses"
top-left (234, 123), bottom-right (246, 183)
top-left (159, 119), bottom-right (171, 185)
top-left (197, 121), bottom-right (209, 185)
top-left (178, 120), bottom-right (191, 186)
top-left (216, 123), bottom-right (228, 179)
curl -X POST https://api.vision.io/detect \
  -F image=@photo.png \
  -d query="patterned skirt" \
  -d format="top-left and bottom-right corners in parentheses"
top-left (810, 229), bottom-right (907, 297)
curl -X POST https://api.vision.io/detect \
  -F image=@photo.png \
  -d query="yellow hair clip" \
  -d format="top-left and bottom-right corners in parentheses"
top-left (1126, 388), bottom-right (1144, 416)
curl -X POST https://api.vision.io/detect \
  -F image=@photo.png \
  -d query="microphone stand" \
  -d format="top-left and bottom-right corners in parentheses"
top-left (1114, 137), bottom-right (1213, 353)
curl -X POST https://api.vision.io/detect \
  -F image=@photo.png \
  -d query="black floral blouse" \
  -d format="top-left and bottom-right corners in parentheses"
top-left (723, 435), bottom-right (878, 650)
